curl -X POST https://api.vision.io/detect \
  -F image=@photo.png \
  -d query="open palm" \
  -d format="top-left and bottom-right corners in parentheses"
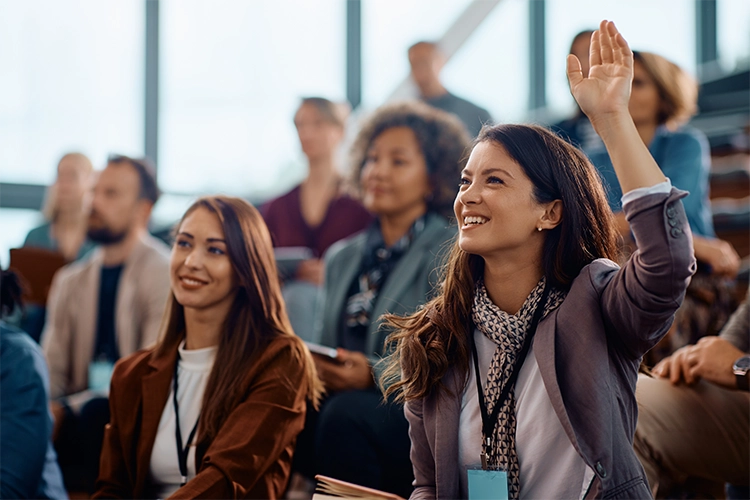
top-left (568, 20), bottom-right (633, 123)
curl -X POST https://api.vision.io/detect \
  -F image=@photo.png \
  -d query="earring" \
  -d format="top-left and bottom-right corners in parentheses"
top-left (537, 227), bottom-right (543, 232)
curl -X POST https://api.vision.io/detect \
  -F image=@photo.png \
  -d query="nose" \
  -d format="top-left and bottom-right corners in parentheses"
top-left (183, 247), bottom-right (203, 270)
top-left (457, 181), bottom-right (480, 206)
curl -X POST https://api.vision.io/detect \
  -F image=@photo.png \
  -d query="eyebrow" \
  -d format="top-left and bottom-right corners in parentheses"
top-left (461, 167), bottom-right (515, 179)
top-left (176, 232), bottom-right (226, 243)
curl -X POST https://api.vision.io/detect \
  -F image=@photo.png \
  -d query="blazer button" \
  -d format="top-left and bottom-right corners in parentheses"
top-left (670, 227), bottom-right (683, 238)
top-left (668, 218), bottom-right (678, 227)
top-left (666, 205), bottom-right (677, 218)
top-left (596, 461), bottom-right (607, 478)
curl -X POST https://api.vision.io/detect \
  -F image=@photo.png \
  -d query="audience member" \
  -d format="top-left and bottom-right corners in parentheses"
top-left (24, 152), bottom-right (96, 261)
top-left (94, 196), bottom-right (322, 499)
top-left (408, 41), bottom-right (492, 137)
top-left (42, 154), bottom-right (170, 492)
top-left (0, 269), bottom-right (67, 500)
top-left (635, 291), bottom-right (749, 499)
top-left (295, 101), bottom-right (470, 497)
top-left (585, 49), bottom-right (740, 359)
top-left (550, 30), bottom-right (603, 152)
top-left (263, 97), bottom-right (372, 340)
top-left (382, 22), bottom-right (695, 499)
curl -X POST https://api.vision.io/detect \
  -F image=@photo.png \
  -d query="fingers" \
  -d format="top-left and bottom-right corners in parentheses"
top-left (598, 20), bottom-right (615, 64)
top-left (589, 30), bottom-right (602, 67)
top-left (652, 357), bottom-right (670, 378)
top-left (566, 54), bottom-right (584, 87)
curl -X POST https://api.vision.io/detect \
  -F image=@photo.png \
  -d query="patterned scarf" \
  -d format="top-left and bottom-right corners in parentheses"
top-left (471, 277), bottom-right (566, 499)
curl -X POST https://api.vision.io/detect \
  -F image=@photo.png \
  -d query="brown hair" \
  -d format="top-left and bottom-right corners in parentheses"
top-left (349, 101), bottom-right (472, 219)
top-left (633, 51), bottom-right (698, 129)
top-left (107, 154), bottom-right (161, 205)
top-left (381, 124), bottom-right (619, 401)
top-left (298, 97), bottom-right (349, 129)
top-left (154, 196), bottom-right (322, 441)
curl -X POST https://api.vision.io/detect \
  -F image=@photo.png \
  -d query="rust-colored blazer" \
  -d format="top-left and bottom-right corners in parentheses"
top-left (94, 336), bottom-right (309, 499)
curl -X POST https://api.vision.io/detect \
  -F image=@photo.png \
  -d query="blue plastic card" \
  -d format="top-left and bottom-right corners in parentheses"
top-left (468, 468), bottom-right (509, 500)
top-left (88, 360), bottom-right (114, 391)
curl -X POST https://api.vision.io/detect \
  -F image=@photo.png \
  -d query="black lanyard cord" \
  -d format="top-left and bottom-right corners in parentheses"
top-left (469, 284), bottom-right (550, 469)
top-left (173, 354), bottom-right (200, 487)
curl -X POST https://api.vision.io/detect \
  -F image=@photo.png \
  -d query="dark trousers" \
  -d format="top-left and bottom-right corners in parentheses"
top-left (294, 388), bottom-right (413, 498)
top-left (55, 396), bottom-right (110, 494)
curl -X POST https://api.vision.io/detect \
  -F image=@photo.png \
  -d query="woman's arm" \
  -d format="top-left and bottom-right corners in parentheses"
top-left (404, 398), bottom-right (436, 499)
top-left (169, 339), bottom-right (309, 499)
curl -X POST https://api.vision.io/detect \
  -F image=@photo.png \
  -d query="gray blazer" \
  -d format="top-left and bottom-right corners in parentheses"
top-left (405, 189), bottom-right (697, 499)
top-left (314, 213), bottom-right (455, 363)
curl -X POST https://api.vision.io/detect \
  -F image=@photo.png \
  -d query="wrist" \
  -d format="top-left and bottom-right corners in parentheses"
top-left (732, 355), bottom-right (750, 391)
top-left (589, 110), bottom-right (633, 142)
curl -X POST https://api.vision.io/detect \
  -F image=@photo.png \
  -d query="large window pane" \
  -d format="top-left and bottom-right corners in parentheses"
top-left (159, 0), bottom-right (346, 198)
top-left (718, 0), bottom-right (750, 73)
top-left (0, 0), bottom-right (145, 184)
top-left (545, 0), bottom-right (695, 120)
top-left (441, 0), bottom-right (529, 124)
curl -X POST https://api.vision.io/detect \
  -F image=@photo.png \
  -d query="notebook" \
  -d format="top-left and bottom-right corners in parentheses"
top-left (313, 475), bottom-right (405, 500)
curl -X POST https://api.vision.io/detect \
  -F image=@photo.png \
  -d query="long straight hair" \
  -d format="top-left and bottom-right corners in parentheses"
top-left (381, 124), bottom-right (620, 401)
top-left (154, 196), bottom-right (322, 441)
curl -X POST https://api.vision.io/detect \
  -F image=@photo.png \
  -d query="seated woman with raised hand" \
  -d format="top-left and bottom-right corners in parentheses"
top-left (299, 101), bottom-right (470, 497)
top-left (94, 196), bottom-right (322, 499)
top-left (382, 21), bottom-right (695, 499)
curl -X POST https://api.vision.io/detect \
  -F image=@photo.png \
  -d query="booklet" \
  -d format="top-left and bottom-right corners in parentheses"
top-left (313, 475), bottom-right (406, 500)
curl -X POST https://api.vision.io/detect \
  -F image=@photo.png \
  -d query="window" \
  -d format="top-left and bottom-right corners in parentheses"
top-left (718, 0), bottom-right (750, 73)
top-left (158, 0), bottom-right (346, 199)
top-left (545, 0), bottom-right (695, 120)
top-left (0, 0), bottom-right (145, 185)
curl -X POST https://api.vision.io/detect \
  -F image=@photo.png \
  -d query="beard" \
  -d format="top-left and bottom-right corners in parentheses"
top-left (87, 225), bottom-right (128, 245)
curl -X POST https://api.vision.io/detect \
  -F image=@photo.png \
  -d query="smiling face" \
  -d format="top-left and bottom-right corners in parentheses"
top-left (294, 102), bottom-right (344, 162)
top-left (360, 126), bottom-right (432, 220)
top-left (455, 141), bottom-right (553, 262)
top-left (171, 206), bottom-right (239, 316)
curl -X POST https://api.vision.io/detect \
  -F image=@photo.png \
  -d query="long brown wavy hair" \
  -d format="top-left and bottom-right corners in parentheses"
top-left (154, 196), bottom-right (323, 441)
top-left (381, 124), bottom-right (619, 402)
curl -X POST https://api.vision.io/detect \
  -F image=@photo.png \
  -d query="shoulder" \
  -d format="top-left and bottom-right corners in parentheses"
top-left (135, 235), bottom-right (171, 269)
top-left (0, 325), bottom-right (48, 389)
top-left (573, 259), bottom-right (620, 291)
top-left (111, 348), bottom-right (157, 385)
top-left (249, 335), bottom-right (310, 383)
top-left (52, 251), bottom-right (99, 287)
top-left (325, 231), bottom-right (367, 263)
top-left (23, 224), bottom-right (51, 246)
top-left (1, 325), bottom-right (44, 365)
top-left (420, 215), bottom-right (457, 246)
top-left (264, 186), bottom-right (300, 211)
top-left (657, 126), bottom-right (708, 154)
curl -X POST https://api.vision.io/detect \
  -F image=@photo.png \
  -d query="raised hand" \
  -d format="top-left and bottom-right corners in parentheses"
top-left (567, 20), bottom-right (633, 127)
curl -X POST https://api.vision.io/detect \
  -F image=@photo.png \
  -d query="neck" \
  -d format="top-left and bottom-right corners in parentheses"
top-left (101, 228), bottom-right (143, 267)
top-left (635, 121), bottom-right (658, 147)
top-left (305, 156), bottom-right (338, 185)
top-left (419, 82), bottom-right (448, 100)
top-left (481, 251), bottom-right (544, 315)
top-left (183, 301), bottom-right (232, 350)
top-left (378, 205), bottom-right (427, 248)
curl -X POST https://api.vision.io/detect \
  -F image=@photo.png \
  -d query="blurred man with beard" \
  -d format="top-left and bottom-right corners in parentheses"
top-left (41, 155), bottom-right (170, 493)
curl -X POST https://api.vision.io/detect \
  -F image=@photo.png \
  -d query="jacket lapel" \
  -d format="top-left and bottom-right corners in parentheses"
top-left (134, 348), bottom-right (176, 496)
top-left (78, 251), bottom-right (103, 390)
top-left (116, 236), bottom-right (148, 358)
top-left (319, 237), bottom-right (365, 347)
top-left (434, 365), bottom-right (461, 498)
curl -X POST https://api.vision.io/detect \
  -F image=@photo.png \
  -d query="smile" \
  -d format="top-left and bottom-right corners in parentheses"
top-left (180, 277), bottom-right (208, 286)
top-left (463, 216), bottom-right (488, 225)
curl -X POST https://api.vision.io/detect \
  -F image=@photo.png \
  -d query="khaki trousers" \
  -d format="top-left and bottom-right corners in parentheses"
top-left (634, 374), bottom-right (750, 497)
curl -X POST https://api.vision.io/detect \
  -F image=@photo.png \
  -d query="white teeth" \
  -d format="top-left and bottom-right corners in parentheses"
top-left (463, 216), bottom-right (488, 225)
top-left (183, 278), bottom-right (205, 286)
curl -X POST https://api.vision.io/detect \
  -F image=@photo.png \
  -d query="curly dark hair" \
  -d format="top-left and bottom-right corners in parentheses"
top-left (349, 101), bottom-right (472, 219)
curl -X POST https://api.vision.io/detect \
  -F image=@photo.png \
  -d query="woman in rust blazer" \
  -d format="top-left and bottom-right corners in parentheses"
top-left (94, 196), bottom-right (322, 499)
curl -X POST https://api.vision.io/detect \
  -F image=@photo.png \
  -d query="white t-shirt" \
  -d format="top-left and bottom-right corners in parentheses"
top-left (148, 341), bottom-right (217, 499)
top-left (458, 330), bottom-right (594, 500)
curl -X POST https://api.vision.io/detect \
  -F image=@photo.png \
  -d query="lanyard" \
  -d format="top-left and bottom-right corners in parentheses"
top-left (173, 354), bottom-right (200, 486)
top-left (469, 284), bottom-right (550, 470)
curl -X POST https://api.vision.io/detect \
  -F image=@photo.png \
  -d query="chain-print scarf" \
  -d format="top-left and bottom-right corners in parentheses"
top-left (471, 277), bottom-right (566, 499)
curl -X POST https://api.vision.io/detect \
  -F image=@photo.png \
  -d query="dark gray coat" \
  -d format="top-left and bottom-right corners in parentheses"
top-left (405, 189), bottom-right (697, 499)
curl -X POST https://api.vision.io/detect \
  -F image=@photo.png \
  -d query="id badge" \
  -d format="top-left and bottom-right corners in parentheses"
top-left (88, 360), bottom-right (114, 391)
top-left (468, 468), bottom-right (508, 500)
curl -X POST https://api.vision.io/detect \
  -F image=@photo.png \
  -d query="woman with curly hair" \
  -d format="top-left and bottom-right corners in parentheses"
top-left (381, 21), bottom-right (695, 499)
top-left (295, 101), bottom-right (470, 496)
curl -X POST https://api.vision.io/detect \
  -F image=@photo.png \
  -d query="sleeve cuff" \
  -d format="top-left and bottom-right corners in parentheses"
top-left (621, 179), bottom-right (672, 209)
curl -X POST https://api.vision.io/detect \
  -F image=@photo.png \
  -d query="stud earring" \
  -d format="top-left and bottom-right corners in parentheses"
top-left (537, 227), bottom-right (543, 232)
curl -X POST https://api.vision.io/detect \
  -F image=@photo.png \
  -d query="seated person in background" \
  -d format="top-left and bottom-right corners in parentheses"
top-left (550, 30), bottom-right (603, 152)
top-left (635, 291), bottom-right (749, 499)
top-left (42, 155), bottom-right (170, 492)
top-left (94, 196), bottom-right (322, 499)
top-left (263, 97), bottom-right (372, 340)
top-left (295, 101), bottom-right (470, 498)
top-left (0, 269), bottom-right (67, 500)
top-left (24, 152), bottom-right (97, 261)
top-left (408, 41), bottom-right (492, 137)
top-left (584, 50), bottom-right (740, 359)
top-left (18, 152), bottom-right (96, 341)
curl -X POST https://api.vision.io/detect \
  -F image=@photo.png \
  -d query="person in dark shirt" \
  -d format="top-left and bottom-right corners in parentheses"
top-left (408, 41), bottom-right (492, 137)
top-left (0, 269), bottom-right (67, 499)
